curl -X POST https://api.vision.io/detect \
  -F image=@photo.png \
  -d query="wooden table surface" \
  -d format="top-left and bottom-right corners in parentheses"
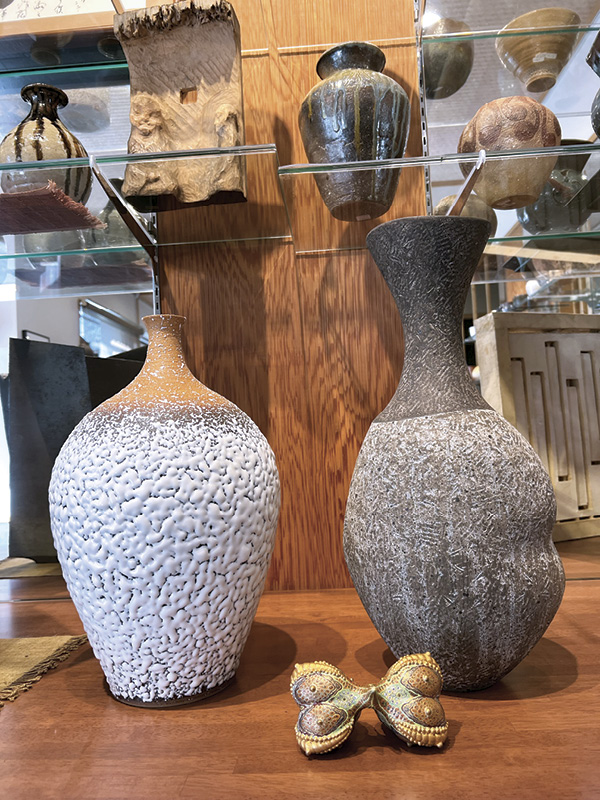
top-left (1, 539), bottom-right (599, 800)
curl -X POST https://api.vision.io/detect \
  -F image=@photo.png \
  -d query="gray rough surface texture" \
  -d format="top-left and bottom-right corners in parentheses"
top-left (344, 216), bottom-right (565, 691)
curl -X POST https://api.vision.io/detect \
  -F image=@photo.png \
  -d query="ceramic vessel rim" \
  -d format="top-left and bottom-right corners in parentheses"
top-left (498, 6), bottom-right (581, 34)
top-left (142, 313), bottom-right (187, 324)
top-left (316, 41), bottom-right (386, 78)
top-left (21, 83), bottom-right (69, 108)
top-left (422, 17), bottom-right (472, 35)
top-left (365, 214), bottom-right (491, 249)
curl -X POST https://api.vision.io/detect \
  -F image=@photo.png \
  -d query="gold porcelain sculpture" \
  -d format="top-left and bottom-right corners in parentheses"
top-left (290, 653), bottom-right (449, 756)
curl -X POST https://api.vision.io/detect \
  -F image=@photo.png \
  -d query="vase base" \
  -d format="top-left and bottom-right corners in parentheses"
top-left (492, 193), bottom-right (538, 210)
top-left (328, 199), bottom-right (391, 222)
top-left (107, 676), bottom-right (235, 708)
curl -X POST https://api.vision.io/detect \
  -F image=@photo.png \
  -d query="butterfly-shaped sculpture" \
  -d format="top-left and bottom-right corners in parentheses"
top-left (290, 652), bottom-right (449, 755)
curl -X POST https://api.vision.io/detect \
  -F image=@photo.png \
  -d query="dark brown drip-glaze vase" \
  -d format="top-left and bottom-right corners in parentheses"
top-left (343, 216), bottom-right (565, 691)
top-left (0, 83), bottom-right (91, 203)
top-left (298, 42), bottom-right (410, 221)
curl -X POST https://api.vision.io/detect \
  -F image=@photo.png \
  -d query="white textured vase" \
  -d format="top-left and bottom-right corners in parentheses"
top-left (49, 315), bottom-right (280, 706)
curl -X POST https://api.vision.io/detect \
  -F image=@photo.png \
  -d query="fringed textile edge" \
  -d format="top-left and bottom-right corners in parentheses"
top-left (0, 635), bottom-right (88, 709)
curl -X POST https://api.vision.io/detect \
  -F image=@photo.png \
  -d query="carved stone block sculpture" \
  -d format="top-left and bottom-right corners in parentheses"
top-left (114, 0), bottom-right (246, 206)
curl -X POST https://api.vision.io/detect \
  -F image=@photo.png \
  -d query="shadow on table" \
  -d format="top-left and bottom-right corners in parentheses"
top-left (355, 635), bottom-right (581, 700)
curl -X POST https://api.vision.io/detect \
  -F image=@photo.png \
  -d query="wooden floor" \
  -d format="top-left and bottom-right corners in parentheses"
top-left (0, 538), bottom-right (599, 800)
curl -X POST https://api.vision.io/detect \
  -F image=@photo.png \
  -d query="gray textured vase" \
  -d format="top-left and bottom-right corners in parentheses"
top-left (343, 216), bottom-right (565, 692)
top-left (298, 42), bottom-right (410, 221)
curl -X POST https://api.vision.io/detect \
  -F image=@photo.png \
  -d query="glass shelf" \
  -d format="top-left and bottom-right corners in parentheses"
top-left (0, 144), bottom-right (291, 299)
top-left (422, 22), bottom-right (600, 155)
top-left (422, 1), bottom-right (600, 39)
top-left (278, 144), bottom-right (600, 263)
top-left (2, 249), bottom-right (153, 300)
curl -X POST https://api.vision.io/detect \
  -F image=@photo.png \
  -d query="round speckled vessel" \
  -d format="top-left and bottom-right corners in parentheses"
top-left (49, 315), bottom-right (280, 706)
top-left (343, 217), bottom-right (565, 691)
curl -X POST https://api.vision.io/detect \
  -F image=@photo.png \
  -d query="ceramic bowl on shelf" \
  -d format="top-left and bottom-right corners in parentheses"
top-left (457, 96), bottom-right (561, 209)
top-left (495, 7), bottom-right (581, 93)
top-left (422, 18), bottom-right (474, 100)
top-left (433, 194), bottom-right (498, 236)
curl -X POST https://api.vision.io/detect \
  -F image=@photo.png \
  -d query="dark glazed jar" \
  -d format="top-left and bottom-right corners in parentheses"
top-left (422, 19), bottom-right (473, 100)
top-left (298, 42), bottom-right (410, 221)
top-left (0, 83), bottom-right (91, 203)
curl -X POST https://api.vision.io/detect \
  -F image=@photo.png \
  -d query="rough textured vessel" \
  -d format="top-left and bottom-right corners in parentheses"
top-left (423, 18), bottom-right (473, 100)
top-left (496, 8), bottom-right (581, 93)
top-left (0, 83), bottom-right (91, 203)
top-left (458, 96), bottom-right (561, 209)
top-left (299, 41), bottom-right (410, 221)
top-left (343, 216), bottom-right (565, 692)
top-left (49, 315), bottom-right (280, 706)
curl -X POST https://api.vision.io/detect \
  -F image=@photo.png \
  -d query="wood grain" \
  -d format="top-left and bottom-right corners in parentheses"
top-left (0, 576), bottom-right (599, 799)
top-left (159, 0), bottom-right (422, 590)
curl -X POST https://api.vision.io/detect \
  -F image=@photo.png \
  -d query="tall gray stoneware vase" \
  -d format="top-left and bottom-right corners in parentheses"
top-left (343, 216), bottom-right (565, 691)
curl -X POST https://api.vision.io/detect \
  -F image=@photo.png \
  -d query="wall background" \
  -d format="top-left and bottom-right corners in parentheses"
top-left (159, 0), bottom-right (425, 589)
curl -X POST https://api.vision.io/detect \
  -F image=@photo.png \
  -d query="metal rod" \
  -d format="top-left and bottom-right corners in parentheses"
top-left (447, 150), bottom-right (486, 217)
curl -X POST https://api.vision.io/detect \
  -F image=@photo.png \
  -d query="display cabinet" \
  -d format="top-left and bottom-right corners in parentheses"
top-left (278, 3), bottom-right (599, 315)
top-left (0, 0), bottom-right (599, 581)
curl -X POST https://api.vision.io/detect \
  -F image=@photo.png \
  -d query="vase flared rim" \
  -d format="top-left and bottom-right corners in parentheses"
top-left (366, 214), bottom-right (492, 247)
top-left (316, 41), bottom-right (386, 79)
top-left (21, 83), bottom-right (68, 107)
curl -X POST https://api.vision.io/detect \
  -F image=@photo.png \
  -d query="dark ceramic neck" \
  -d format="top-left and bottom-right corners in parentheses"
top-left (367, 216), bottom-right (491, 421)
top-left (21, 84), bottom-right (67, 122)
top-left (316, 42), bottom-right (386, 79)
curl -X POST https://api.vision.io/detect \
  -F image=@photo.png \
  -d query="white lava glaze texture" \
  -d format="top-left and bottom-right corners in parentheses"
top-left (49, 316), bottom-right (280, 705)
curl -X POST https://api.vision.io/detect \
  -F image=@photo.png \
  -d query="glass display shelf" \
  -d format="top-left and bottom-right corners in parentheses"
top-left (0, 249), bottom-right (153, 300)
top-left (493, 271), bottom-right (600, 313)
top-left (0, 144), bottom-right (291, 299)
top-left (0, 142), bottom-right (289, 239)
top-left (421, 0), bottom-right (600, 39)
top-left (422, 22), bottom-right (600, 155)
top-left (278, 144), bottom-right (600, 264)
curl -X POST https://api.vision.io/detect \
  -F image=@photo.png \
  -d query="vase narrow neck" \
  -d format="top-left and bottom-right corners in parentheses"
top-left (141, 315), bottom-right (191, 379)
top-left (367, 217), bottom-right (491, 421)
top-left (22, 85), bottom-right (66, 122)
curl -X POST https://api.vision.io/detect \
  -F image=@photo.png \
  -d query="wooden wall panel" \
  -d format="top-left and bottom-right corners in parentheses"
top-left (159, 0), bottom-right (423, 590)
